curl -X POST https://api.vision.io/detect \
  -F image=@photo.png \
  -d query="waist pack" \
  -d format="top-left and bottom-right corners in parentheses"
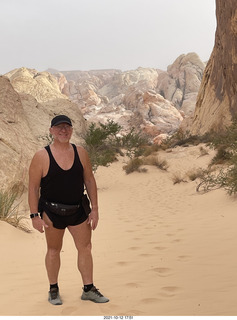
top-left (44, 201), bottom-right (80, 216)
top-left (42, 194), bottom-right (91, 217)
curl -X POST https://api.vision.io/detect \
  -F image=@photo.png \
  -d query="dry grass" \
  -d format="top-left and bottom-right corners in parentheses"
top-left (186, 168), bottom-right (206, 181)
top-left (123, 158), bottom-right (147, 174)
top-left (171, 172), bottom-right (188, 184)
top-left (199, 146), bottom-right (209, 157)
top-left (123, 153), bottom-right (169, 174)
top-left (0, 182), bottom-right (31, 233)
top-left (142, 155), bottom-right (169, 170)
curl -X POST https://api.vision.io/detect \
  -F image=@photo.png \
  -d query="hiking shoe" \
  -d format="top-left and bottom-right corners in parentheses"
top-left (81, 286), bottom-right (109, 303)
top-left (48, 288), bottom-right (63, 305)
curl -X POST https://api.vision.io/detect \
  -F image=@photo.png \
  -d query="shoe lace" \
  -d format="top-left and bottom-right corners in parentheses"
top-left (50, 288), bottom-right (59, 300)
top-left (91, 287), bottom-right (103, 297)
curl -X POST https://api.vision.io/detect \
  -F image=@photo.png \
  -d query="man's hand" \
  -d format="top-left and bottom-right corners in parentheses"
top-left (87, 208), bottom-right (99, 230)
top-left (32, 216), bottom-right (48, 233)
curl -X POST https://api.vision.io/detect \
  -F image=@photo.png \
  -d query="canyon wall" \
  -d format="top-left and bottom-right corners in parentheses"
top-left (190, 0), bottom-right (237, 135)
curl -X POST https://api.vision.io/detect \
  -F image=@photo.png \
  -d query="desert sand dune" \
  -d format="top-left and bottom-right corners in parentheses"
top-left (1, 145), bottom-right (237, 316)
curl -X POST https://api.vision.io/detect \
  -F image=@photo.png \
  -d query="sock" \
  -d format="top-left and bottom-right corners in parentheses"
top-left (84, 283), bottom-right (93, 292)
top-left (50, 283), bottom-right (59, 291)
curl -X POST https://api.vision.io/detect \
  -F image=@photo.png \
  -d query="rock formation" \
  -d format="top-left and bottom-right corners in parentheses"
top-left (190, 0), bottom-right (237, 135)
top-left (156, 52), bottom-right (206, 116)
top-left (0, 69), bottom-right (86, 186)
top-left (52, 54), bottom-right (205, 141)
top-left (0, 51), bottom-right (207, 184)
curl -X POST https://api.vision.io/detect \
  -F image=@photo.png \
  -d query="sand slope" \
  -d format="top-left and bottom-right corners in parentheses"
top-left (1, 145), bottom-right (237, 316)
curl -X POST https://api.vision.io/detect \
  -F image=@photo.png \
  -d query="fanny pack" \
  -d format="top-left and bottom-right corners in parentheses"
top-left (44, 201), bottom-right (80, 216)
top-left (42, 194), bottom-right (91, 217)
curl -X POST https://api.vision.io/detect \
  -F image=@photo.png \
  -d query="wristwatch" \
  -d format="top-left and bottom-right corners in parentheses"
top-left (30, 213), bottom-right (39, 219)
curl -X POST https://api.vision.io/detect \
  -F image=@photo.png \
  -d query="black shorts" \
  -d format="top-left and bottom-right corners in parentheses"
top-left (40, 206), bottom-right (88, 229)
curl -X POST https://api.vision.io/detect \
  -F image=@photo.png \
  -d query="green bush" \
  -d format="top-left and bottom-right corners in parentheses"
top-left (84, 120), bottom-right (150, 171)
top-left (84, 120), bottom-right (123, 171)
top-left (121, 127), bottom-right (149, 159)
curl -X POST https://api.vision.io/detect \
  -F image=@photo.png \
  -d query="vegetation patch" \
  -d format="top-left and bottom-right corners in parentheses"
top-left (0, 182), bottom-right (31, 232)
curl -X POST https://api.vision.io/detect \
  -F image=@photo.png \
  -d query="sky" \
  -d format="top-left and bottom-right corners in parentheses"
top-left (0, 0), bottom-right (216, 74)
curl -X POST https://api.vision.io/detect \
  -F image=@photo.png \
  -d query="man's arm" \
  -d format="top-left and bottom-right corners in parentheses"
top-left (78, 146), bottom-right (99, 230)
top-left (28, 150), bottom-right (48, 233)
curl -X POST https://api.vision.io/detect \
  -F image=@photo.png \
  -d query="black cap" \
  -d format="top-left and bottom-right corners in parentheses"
top-left (51, 115), bottom-right (72, 127)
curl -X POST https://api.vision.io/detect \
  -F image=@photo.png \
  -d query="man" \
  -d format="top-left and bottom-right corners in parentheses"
top-left (28, 114), bottom-right (109, 305)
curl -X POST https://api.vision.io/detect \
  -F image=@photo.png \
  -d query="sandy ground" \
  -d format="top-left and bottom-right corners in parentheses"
top-left (1, 144), bottom-right (237, 316)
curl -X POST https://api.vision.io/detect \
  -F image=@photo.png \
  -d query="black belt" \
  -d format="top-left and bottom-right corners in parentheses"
top-left (44, 201), bottom-right (80, 216)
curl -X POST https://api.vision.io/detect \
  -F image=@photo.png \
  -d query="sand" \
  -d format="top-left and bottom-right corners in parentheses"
top-left (1, 144), bottom-right (237, 316)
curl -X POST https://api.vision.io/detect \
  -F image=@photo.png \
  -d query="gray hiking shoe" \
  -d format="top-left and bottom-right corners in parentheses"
top-left (81, 286), bottom-right (109, 303)
top-left (48, 288), bottom-right (63, 305)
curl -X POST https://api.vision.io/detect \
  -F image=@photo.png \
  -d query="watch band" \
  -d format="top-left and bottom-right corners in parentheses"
top-left (30, 213), bottom-right (39, 219)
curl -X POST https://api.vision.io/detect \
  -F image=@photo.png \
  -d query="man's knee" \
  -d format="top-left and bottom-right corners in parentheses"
top-left (78, 241), bottom-right (92, 254)
top-left (47, 247), bottom-right (61, 258)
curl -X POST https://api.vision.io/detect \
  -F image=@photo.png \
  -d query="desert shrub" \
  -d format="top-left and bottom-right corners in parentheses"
top-left (84, 120), bottom-right (122, 171)
top-left (210, 118), bottom-right (237, 151)
top-left (186, 168), bottom-right (207, 181)
top-left (123, 158), bottom-right (147, 174)
top-left (143, 155), bottom-right (169, 171)
top-left (171, 173), bottom-right (187, 184)
top-left (121, 127), bottom-right (149, 159)
top-left (163, 129), bottom-right (203, 149)
top-left (84, 121), bottom-right (150, 171)
top-left (85, 120), bottom-right (121, 147)
top-left (162, 128), bottom-right (217, 150)
top-left (196, 119), bottom-right (237, 194)
top-left (142, 144), bottom-right (160, 157)
top-left (196, 169), bottom-right (229, 193)
top-left (210, 145), bottom-right (233, 165)
top-left (0, 182), bottom-right (30, 232)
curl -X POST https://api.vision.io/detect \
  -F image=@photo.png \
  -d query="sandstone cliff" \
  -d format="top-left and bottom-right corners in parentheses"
top-left (0, 52), bottom-right (207, 185)
top-left (190, 0), bottom-right (237, 135)
top-left (52, 53), bottom-right (205, 141)
top-left (0, 69), bottom-right (86, 186)
top-left (156, 52), bottom-right (206, 116)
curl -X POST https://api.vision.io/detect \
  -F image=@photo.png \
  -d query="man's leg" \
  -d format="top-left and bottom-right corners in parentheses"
top-left (68, 220), bottom-right (109, 303)
top-left (67, 219), bottom-right (93, 285)
top-left (43, 213), bottom-right (65, 288)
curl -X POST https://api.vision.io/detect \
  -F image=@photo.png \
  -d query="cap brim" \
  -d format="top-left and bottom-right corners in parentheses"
top-left (52, 120), bottom-right (72, 127)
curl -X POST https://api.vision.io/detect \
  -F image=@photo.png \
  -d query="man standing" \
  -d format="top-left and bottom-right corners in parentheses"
top-left (28, 115), bottom-right (109, 305)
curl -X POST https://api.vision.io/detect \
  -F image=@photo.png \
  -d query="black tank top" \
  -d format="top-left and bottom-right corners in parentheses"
top-left (40, 144), bottom-right (84, 204)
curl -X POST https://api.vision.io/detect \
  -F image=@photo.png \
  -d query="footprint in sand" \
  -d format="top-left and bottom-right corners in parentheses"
top-left (154, 246), bottom-right (167, 251)
top-left (61, 307), bottom-right (77, 315)
top-left (117, 261), bottom-right (132, 266)
top-left (160, 286), bottom-right (181, 297)
top-left (150, 267), bottom-right (173, 277)
top-left (171, 238), bottom-right (182, 243)
top-left (139, 253), bottom-right (154, 257)
top-left (124, 310), bottom-right (145, 316)
top-left (177, 255), bottom-right (191, 262)
top-left (125, 282), bottom-right (141, 288)
top-left (140, 298), bottom-right (162, 304)
top-left (128, 246), bottom-right (140, 251)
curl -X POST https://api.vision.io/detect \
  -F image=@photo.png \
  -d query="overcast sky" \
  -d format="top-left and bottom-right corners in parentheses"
top-left (0, 0), bottom-right (216, 74)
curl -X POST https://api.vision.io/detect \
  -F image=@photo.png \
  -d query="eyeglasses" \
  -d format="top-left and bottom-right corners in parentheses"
top-left (54, 124), bottom-right (72, 131)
